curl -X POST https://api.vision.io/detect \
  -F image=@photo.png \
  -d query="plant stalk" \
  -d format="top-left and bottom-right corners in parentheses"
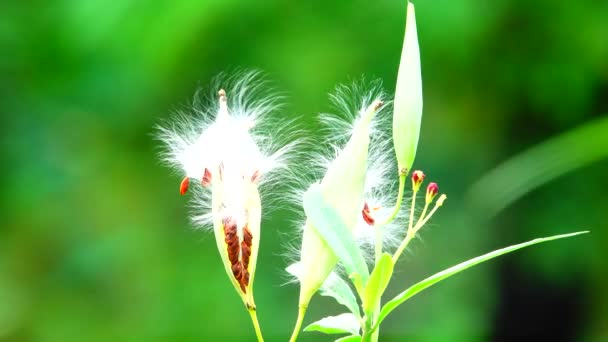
top-left (370, 317), bottom-right (380, 342)
top-left (372, 194), bottom-right (389, 341)
top-left (289, 305), bottom-right (307, 342)
top-left (361, 316), bottom-right (373, 342)
top-left (374, 224), bottom-right (383, 265)
top-left (367, 173), bottom-right (407, 342)
top-left (377, 174), bottom-right (407, 227)
top-left (248, 307), bottom-right (264, 342)
top-left (393, 231), bottom-right (414, 264)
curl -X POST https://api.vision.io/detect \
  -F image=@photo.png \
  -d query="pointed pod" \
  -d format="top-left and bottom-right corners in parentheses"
top-left (298, 100), bottom-right (382, 307)
top-left (206, 90), bottom-right (263, 310)
top-left (211, 164), bottom-right (262, 310)
top-left (393, 1), bottom-right (423, 173)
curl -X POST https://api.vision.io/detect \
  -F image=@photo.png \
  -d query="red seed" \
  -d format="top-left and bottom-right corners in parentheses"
top-left (179, 177), bottom-right (189, 195)
top-left (251, 170), bottom-right (262, 183)
top-left (362, 202), bottom-right (375, 225)
top-left (202, 168), bottom-right (212, 187)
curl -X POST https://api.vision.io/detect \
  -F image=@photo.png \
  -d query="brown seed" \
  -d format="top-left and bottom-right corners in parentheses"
top-left (223, 219), bottom-right (255, 294)
top-left (243, 227), bottom-right (253, 246)
top-left (231, 263), bottom-right (242, 279)
top-left (241, 244), bottom-right (251, 268)
top-left (242, 269), bottom-right (250, 286)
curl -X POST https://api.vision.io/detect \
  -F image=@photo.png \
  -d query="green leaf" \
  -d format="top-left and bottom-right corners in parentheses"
top-left (467, 115), bottom-right (608, 220)
top-left (320, 272), bottom-right (362, 318)
top-left (335, 336), bottom-right (362, 342)
top-left (375, 231), bottom-right (589, 328)
top-left (349, 272), bottom-right (365, 299)
top-left (304, 183), bottom-right (370, 283)
top-left (362, 253), bottom-right (394, 315)
top-left (288, 261), bottom-right (361, 318)
top-left (304, 313), bottom-right (361, 336)
top-left (393, 1), bottom-right (423, 172)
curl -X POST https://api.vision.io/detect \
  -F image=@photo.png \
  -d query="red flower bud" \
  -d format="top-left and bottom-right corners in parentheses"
top-left (426, 182), bottom-right (438, 202)
top-left (411, 170), bottom-right (425, 191)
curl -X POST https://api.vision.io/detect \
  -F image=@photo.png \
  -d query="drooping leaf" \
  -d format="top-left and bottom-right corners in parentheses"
top-left (286, 262), bottom-right (361, 318)
top-left (335, 335), bottom-right (362, 342)
top-left (375, 231), bottom-right (589, 328)
top-left (304, 313), bottom-right (361, 336)
top-left (362, 253), bottom-right (394, 315)
top-left (467, 116), bottom-right (608, 220)
top-left (304, 183), bottom-right (370, 283)
top-left (320, 273), bottom-right (362, 318)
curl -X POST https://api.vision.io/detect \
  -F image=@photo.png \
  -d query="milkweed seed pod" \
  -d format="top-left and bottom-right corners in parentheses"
top-left (297, 90), bottom-right (384, 308)
top-left (157, 72), bottom-right (296, 310)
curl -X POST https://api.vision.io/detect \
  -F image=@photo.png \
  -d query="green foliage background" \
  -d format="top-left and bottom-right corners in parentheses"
top-left (1, 0), bottom-right (606, 340)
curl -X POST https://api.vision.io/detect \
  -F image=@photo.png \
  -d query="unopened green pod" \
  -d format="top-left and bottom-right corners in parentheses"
top-left (393, 1), bottom-right (423, 173)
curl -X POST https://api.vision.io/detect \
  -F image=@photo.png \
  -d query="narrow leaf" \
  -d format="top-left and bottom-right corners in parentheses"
top-left (304, 313), bottom-right (361, 336)
top-left (363, 253), bottom-right (394, 315)
top-left (376, 231), bottom-right (589, 327)
top-left (467, 115), bottom-right (608, 220)
top-left (304, 183), bottom-right (370, 282)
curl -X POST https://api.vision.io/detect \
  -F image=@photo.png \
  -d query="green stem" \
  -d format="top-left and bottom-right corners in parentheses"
top-left (368, 173), bottom-right (406, 341)
top-left (416, 200), bottom-right (430, 228)
top-left (248, 307), bottom-right (264, 342)
top-left (289, 305), bottom-right (307, 342)
top-left (361, 317), bottom-right (373, 342)
top-left (412, 201), bottom-right (442, 235)
top-left (377, 174), bottom-right (407, 227)
top-left (406, 187), bottom-right (417, 233)
top-left (374, 220), bottom-right (383, 265)
top-left (392, 199), bottom-right (443, 263)
top-left (392, 231), bottom-right (414, 264)
top-left (370, 317), bottom-right (380, 342)
top-left (372, 223), bottom-right (384, 341)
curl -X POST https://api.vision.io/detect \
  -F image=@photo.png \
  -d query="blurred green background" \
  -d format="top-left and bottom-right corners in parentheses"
top-left (1, 0), bottom-right (607, 341)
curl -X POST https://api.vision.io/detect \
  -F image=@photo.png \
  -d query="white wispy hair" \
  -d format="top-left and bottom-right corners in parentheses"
top-left (321, 80), bottom-right (407, 257)
top-left (156, 71), bottom-right (302, 228)
top-left (354, 144), bottom-right (408, 261)
top-left (284, 79), bottom-right (408, 272)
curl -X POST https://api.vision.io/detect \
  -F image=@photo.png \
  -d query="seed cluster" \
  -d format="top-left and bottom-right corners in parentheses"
top-left (223, 217), bottom-right (253, 293)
